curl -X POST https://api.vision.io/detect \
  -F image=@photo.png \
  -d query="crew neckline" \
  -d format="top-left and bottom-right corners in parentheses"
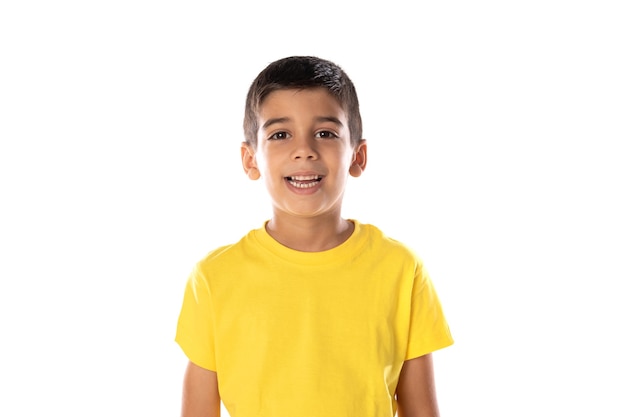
top-left (251, 219), bottom-right (368, 266)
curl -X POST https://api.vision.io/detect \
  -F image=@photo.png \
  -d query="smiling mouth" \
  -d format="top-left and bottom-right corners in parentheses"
top-left (285, 175), bottom-right (323, 189)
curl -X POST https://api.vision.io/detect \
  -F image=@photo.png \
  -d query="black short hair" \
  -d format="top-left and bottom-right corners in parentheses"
top-left (243, 56), bottom-right (363, 148)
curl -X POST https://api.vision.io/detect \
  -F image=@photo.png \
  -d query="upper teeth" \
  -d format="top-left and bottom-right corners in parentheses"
top-left (289, 175), bottom-right (321, 181)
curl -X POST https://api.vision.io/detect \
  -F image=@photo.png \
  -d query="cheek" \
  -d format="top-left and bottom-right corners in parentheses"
top-left (342, 152), bottom-right (356, 172)
top-left (254, 153), bottom-right (270, 174)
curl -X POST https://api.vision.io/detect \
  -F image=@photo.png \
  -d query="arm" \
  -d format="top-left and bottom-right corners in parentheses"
top-left (396, 354), bottom-right (440, 417)
top-left (181, 361), bottom-right (221, 417)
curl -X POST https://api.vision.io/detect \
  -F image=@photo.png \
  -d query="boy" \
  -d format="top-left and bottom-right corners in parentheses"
top-left (175, 56), bottom-right (453, 417)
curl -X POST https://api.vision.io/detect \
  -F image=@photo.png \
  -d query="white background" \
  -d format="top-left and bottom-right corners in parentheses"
top-left (1, 1), bottom-right (625, 416)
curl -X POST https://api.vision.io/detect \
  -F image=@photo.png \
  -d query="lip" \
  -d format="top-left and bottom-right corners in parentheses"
top-left (285, 170), bottom-right (324, 177)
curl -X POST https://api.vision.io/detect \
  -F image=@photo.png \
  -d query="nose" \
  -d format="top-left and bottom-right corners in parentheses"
top-left (291, 136), bottom-right (318, 160)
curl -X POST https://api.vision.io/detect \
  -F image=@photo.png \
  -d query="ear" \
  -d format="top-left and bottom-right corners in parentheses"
top-left (349, 140), bottom-right (367, 177)
top-left (241, 142), bottom-right (261, 180)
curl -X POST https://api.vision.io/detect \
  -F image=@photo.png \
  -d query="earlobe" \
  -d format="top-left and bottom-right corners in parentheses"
top-left (349, 140), bottom-right (367, 178)
top-left (246, 167), bottom-right (261, 180)
top-left (349, 164), bottom-right (363, 177)
top-left (241, 143), bottom-right (261, 180)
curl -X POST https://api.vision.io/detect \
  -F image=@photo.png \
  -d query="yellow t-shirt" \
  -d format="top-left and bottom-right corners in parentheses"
top-left (175, 220), bottom-right (453, 417)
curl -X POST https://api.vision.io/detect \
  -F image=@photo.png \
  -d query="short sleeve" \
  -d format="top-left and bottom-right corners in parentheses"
top-left (405, 261), bottom-right (454, 360)
top-left (175, 266), bottom-right (217, 371)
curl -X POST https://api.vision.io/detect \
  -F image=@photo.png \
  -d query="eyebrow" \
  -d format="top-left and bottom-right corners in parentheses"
top-left (262, 117), bottom-right (290, 129)
top-left (261, 116), bottom-right (345, 130)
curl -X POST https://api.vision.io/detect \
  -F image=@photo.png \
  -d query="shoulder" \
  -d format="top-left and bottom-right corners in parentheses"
top-left (358, 222), bottom-right (419, 255)
top-left (194, 228), bottom-right (258, 273)
top-left (197, 244), bottom-right (235, 266)
top-left (356, 221), bottom-right (424, 268)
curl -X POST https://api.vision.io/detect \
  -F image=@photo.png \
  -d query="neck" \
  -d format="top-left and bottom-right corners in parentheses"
top-left (265, 214), bottom-right (354, 252)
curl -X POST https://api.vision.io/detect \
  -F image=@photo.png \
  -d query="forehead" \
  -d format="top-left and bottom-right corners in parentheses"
top-left (258, 88), bottom-right (346, 120)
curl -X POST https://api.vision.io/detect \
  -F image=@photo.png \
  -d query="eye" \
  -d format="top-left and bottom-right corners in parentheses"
top-left (268, 131), bottom-right (290, 140)
top-left (315, 131), bottom-right (338, 139)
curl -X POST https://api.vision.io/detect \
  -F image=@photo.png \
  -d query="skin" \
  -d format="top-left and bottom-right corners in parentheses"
top-left (241, 88), bottom-right (367, 252)
top-left (181, 87), bottom-right (441, 417)
top-left (181, 362), bottom-right (220, 417)
top-left (397, 354), bottom-right (441, 417)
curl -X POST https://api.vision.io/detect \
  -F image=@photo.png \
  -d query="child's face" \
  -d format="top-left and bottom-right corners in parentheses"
top-left (242, 88), bottom-right (366, 221)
